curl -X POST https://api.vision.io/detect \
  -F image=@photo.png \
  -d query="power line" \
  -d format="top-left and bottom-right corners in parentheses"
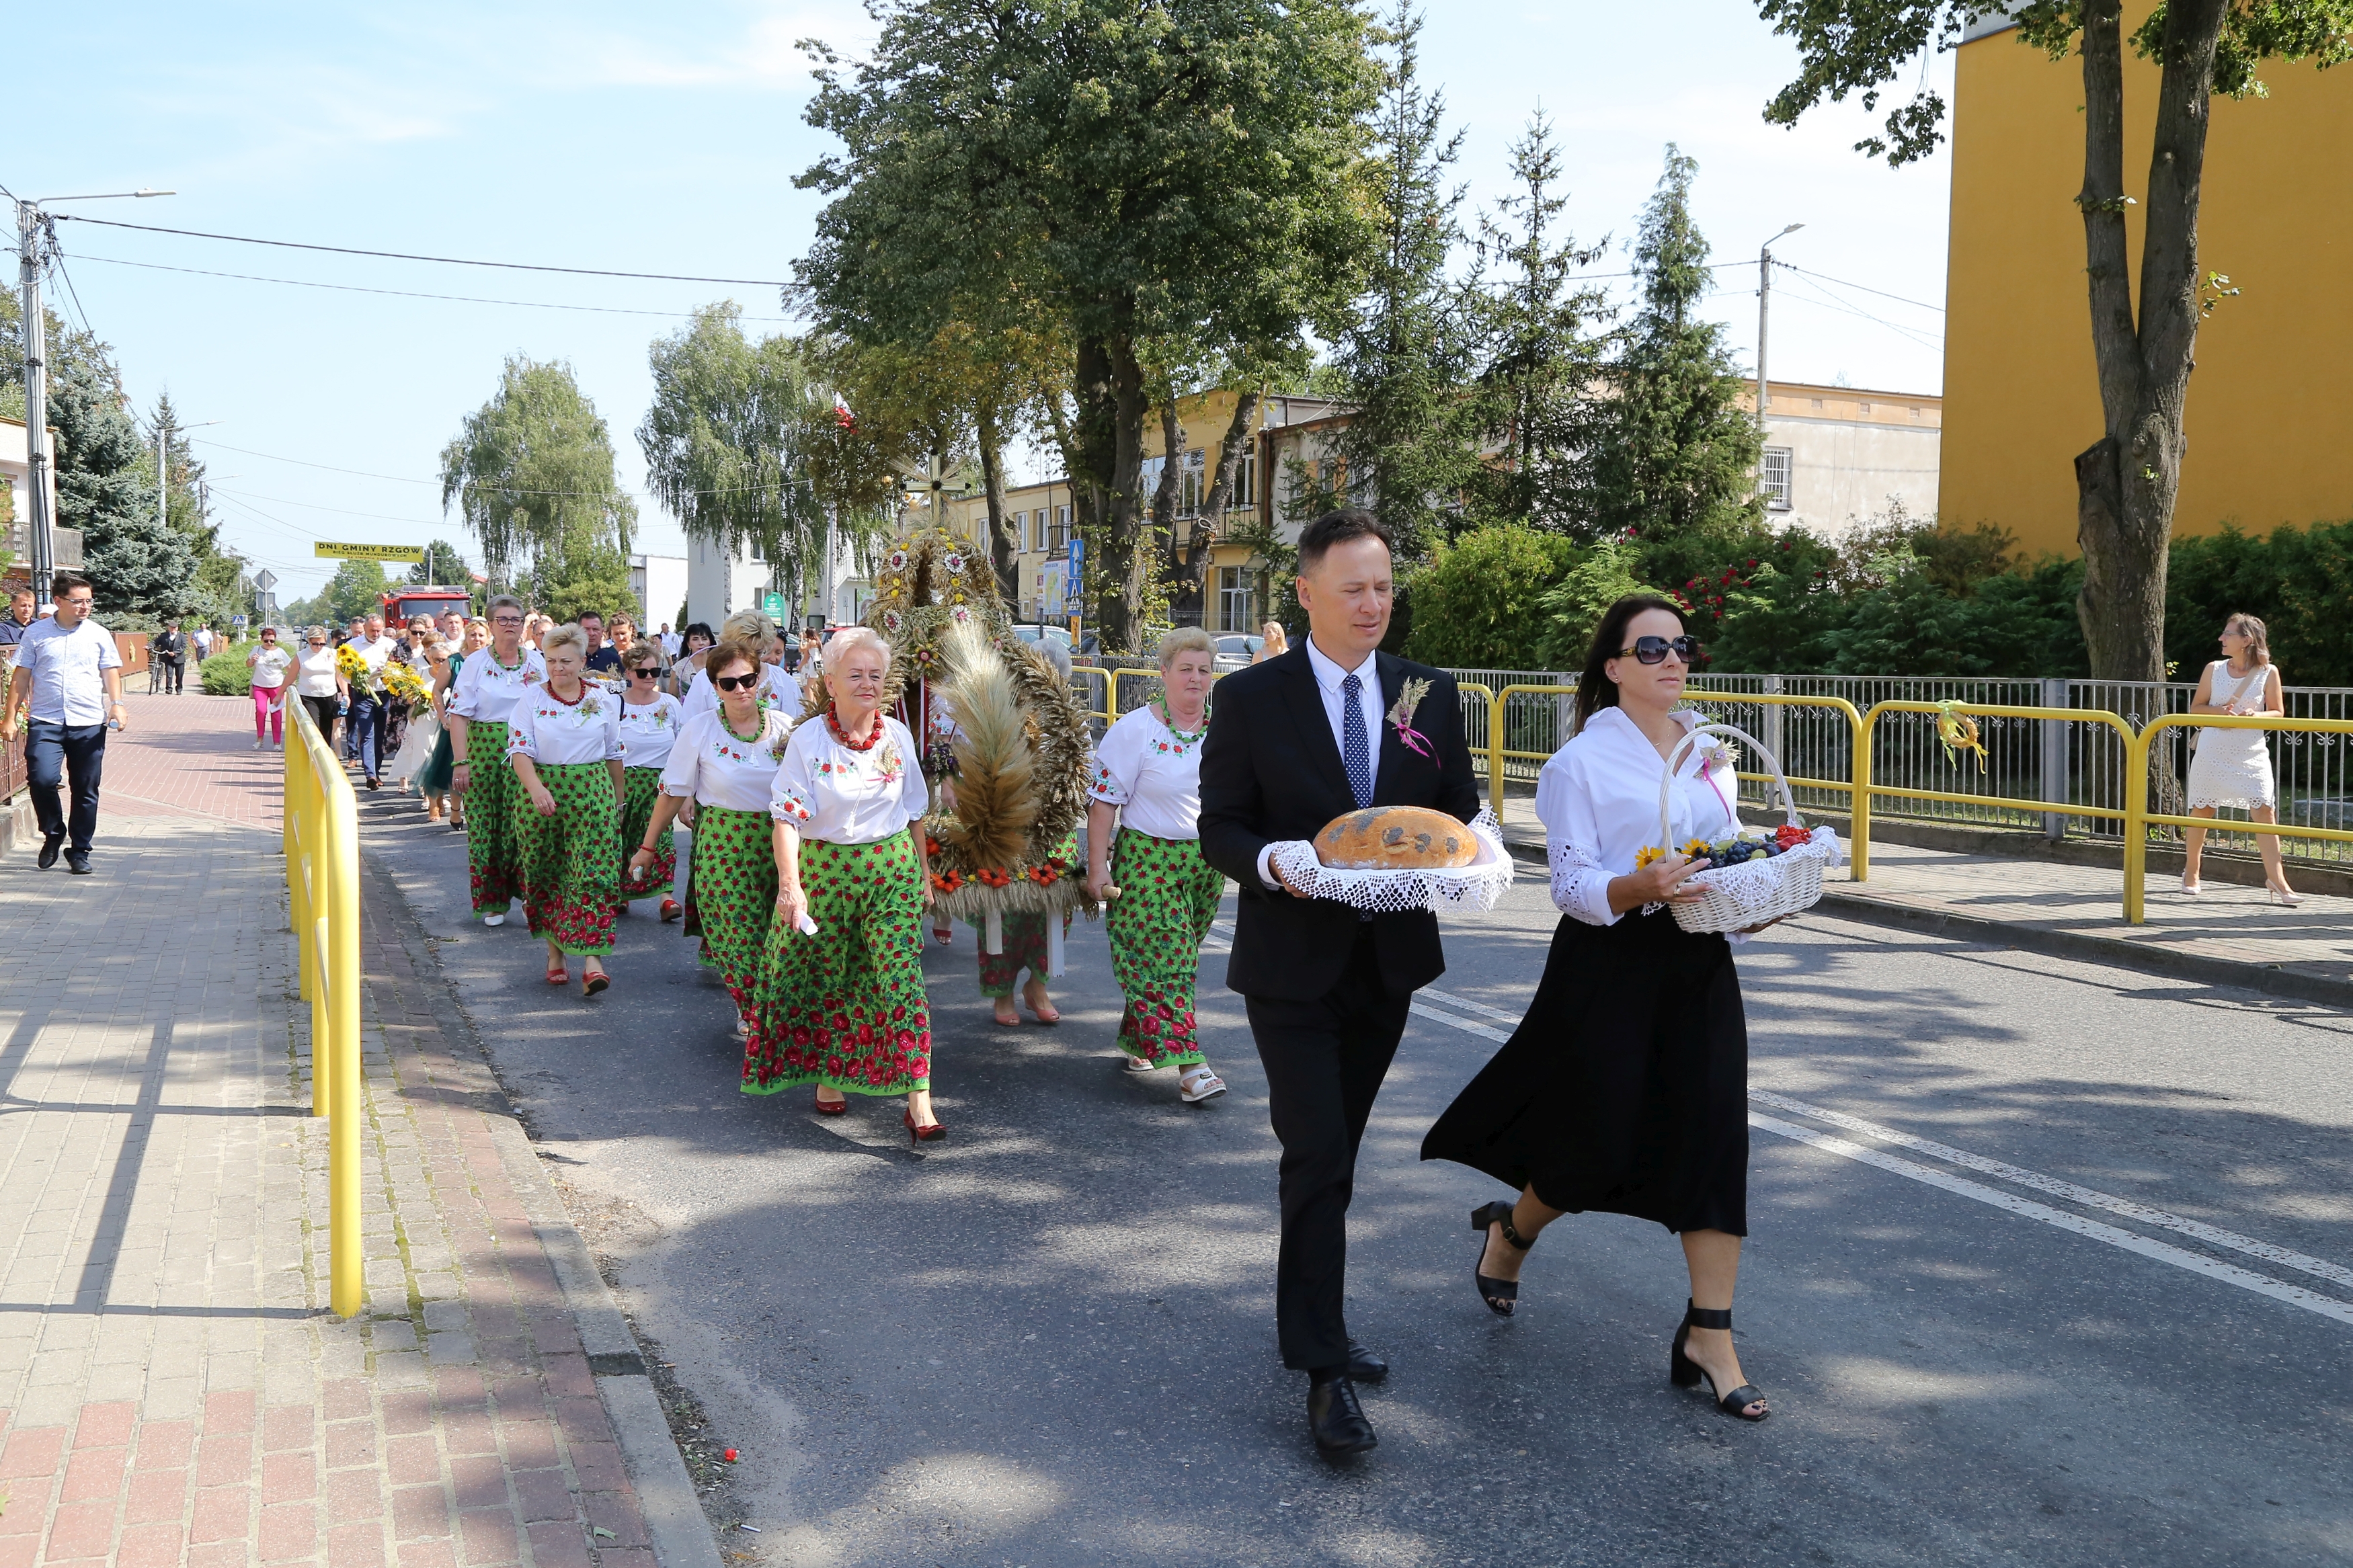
top-left (51, 213), bottom-right (794, 287)
top-left (192, 435), bottom-right (823, 501)
top-left (210, 485), bottom-right (449, 528)
top-left (1776, 261), bottom-right (1944, 315)
top-left (67, 250), bottom-right (793, 322)
top-left (1773, 272), bottom-right (1944, 350)
top-left (192, 438), bottom-right (437, 485)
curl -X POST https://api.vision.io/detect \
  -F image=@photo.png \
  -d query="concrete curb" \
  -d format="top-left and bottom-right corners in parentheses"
top-left (1501, 838), bottom-right (2353, 1010)
top-left (364, 853), bottom-right (725, 1568)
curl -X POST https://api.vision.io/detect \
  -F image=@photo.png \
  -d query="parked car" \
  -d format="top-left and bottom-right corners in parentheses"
top-left (1213, 634), bottom-right (1265, 672)
top-left (1009, 623), bottom-right (1074, 652)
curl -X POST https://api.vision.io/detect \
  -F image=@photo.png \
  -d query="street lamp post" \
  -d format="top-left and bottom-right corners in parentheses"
top-left (13, 188), bottom-right (173, 605)
top-left (1755, 222), bottom-right (1805, 442)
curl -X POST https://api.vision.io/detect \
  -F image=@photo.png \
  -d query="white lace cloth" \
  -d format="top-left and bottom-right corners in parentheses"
top-left (1266, 807), bottom-right (1514, 913)
top-left (2185, 661), bottom-right (2277, 809)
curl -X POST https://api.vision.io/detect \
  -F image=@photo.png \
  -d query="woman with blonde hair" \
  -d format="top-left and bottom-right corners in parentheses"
top-left (508, 624), bottom-right (627, 993)
top-left (1252, 621), bottom-right (1289, 664)
top-left (2183, 612), bottom-right (2297, 903)
top-left (446, 596), bottom-right (549, 926)
top-left (754, 625), bottom-right (941, 1136)
top-left (682, 610), bottom-right (795, 716)
top-left (631, 634), bottom-right (794, 1040)
top-left (1084, 624), bottom-right (1228, 1102)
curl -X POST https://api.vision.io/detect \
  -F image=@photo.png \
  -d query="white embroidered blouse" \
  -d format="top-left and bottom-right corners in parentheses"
top-left (660, 708), bottom-right (794, 814)
top-left (1538, 706), bottom-right (1738, 927)
top-left (1086, 705), bottom-right (1207, 841)
top-left (680, 663), bottom-right (797, 720)
top-left (616, 694), bottom-right (686, 773)
top-left (770, 714), bottom-right (928, 845)
top-left (446, 647), bottom-right (548, 726)
top-left (506, 684), bottom-right (625, 767)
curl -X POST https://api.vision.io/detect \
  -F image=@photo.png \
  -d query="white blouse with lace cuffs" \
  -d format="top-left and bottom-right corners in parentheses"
top-left (1538, 706), bottom-right (1739, 927)
top-left (770, 714), bottom-right (928, 844)
top-left (659, 708), bottom-right (794, 813)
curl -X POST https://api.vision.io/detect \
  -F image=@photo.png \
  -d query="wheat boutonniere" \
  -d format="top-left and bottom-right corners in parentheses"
top-left (1387, 677), bottom-right (1434, 759)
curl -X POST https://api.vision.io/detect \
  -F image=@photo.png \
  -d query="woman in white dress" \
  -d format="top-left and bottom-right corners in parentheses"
top-left (446, 595), bottom-right (551, 926)
top-left (680, 612), bottom-right (795, 718)
top-left (614, 643), bottom-right (686, 923)
top-left (2182, 612), bottom-right (2297, 903)
top-left (506, 626), bottom-right (627, 995)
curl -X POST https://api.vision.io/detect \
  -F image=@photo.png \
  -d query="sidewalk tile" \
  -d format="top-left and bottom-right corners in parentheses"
top-left (112, 1522), bottom-right (186, 1568)
top-left (389, 1482), bottom-right (452, 1541)
top-left (189, 1482), bottom-right (254, 1543)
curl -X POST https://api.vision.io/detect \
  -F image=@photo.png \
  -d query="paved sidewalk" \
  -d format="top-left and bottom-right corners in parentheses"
top-left (1500, 807), bottom-right (2353, 1002)
top-left (0, 694), bottom-right (709, 1568)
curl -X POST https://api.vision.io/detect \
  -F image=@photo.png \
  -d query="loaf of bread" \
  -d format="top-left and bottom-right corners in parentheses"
top-left (1314, 806), bottom-right (1478, 870)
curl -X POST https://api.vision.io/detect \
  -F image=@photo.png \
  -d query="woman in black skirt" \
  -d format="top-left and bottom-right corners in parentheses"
top-left (1423, 594), bottom-right (1771, 1421)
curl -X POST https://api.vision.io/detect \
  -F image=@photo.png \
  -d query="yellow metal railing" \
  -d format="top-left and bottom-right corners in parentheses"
top-left (1483, 684), bottom-right (1575, 822)
top-left (1857, 701), bottom-right (2137, 887)
top-left (2124, 713), bottom-right (2353, 923)
top-left (284, 698), bottom-right (364, 1318)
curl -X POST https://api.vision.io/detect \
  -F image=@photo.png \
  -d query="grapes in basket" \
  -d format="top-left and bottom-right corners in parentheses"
top-left (1647, 822), bottom-right (1812, 872)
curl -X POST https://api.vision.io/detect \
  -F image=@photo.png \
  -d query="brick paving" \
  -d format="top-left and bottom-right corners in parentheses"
top-left (0, 695), bottom-right (684, 1567)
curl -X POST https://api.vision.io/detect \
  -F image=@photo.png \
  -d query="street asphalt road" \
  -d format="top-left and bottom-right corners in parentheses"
top-left (357, 791), bottom-right (2350, 1568)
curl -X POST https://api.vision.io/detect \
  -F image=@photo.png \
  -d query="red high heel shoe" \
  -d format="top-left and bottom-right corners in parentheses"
top-left (815, 1089), bottom-right (848, 1116)
top-left (903, 1107), bottom-right (947, 1143)
top-left (660, 897), bottom-right (682, 923)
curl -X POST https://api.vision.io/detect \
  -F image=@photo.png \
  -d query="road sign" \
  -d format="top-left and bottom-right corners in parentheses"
top-left (314, 542), bottom-right (424, 563)
top-left (1066, 534), bottom-right (1084, 576)
top-left (762, 591), bottom-right (788, 621)
top-left (253, 569), bottom-right (278, 591)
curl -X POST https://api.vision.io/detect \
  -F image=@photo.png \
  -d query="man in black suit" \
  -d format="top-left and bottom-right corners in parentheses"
top-left (1197, 509), bottom-right (1481, 1454)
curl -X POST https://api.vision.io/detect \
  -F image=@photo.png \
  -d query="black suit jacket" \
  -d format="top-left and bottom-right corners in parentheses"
top-left (1197, 645), bottom-right (1482, 1002)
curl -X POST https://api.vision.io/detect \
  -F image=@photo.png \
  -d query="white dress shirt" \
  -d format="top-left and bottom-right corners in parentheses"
top-left (1539, 706), bottom-right (1737, 927)
top-left (1256, 637), bottom-right (1388, 887)
top-left (506, 685), bottom-right (625, 768)
top-left (348, 634), bottom-right (397, 694)
top-left (1088, 705), bottom-right (1205, 841)
top-left (660, 708), bottom-right (793, 813)
top-left (770, 714), bottom-right (928, 844)
top-left (447, 647), bottom-right (549, 726)
top-left (616, 693), bottom-right (686, 773)
top-left (14, 617), bottom-right (122, 726)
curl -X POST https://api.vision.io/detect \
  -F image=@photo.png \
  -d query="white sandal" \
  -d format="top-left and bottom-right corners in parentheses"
top-left (1123, 1055), bottom-right (1160, 1074)
top-left (1179, 1067), bottom-right (1228, 1104)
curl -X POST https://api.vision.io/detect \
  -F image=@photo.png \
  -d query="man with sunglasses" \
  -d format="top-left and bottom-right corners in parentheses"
top-left (2, 573), bottom-right (126, 873)
top-left (1197, 509), bottom-right (1482, 1455)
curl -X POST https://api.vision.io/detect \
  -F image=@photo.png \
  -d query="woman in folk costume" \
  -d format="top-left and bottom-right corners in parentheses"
top-left (630, 635), bottom-right (793, 1041)
top-left (1083, 626), bottom-right (1228, 1103)
top-left (615, 641), bottom-right (686, 923)
top-left (754, 627), bottom-right (941, 1134)
top-left (446, 595), bottom-right (549, 925)
top-left (680, 610), bottom-right (796, 718)
top-left (506, 624), bottom-right (627, 995)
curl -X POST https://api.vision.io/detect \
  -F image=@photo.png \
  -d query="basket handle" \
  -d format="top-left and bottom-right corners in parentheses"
top-left (1656, 720), bottom-right (1800, 854)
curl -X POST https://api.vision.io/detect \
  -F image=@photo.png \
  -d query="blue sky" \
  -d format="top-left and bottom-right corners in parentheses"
top-left (17, 1), bottom-right (1954, 602)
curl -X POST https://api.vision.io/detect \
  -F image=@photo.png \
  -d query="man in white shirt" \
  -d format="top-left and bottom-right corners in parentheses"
top-left (1, 573), bottom-right (126, 872)
top-left (658, 623), bottom-right (682, 658)
top-left (345, 613), bottom-right (399, 788)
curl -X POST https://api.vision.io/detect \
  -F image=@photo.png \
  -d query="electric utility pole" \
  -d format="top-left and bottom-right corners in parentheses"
top-left (1755, 222), bottom-right (1804, 442)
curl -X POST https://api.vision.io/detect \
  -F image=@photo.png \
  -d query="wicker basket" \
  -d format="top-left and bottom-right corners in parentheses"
top-left (1657, 722), bottom-right (1837, 935)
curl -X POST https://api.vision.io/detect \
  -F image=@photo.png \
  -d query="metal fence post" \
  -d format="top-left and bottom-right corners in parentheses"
top-left (2040, 676), bottom-right (2069, 840)
top-left (1761, 674), bottom-right (1784, 781)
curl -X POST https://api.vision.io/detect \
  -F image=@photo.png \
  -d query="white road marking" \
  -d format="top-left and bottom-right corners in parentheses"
top-left (1396, 985), bottom-right (2353, 1326)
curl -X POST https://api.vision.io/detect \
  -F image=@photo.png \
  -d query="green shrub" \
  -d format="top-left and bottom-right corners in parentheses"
top-left (200, 641), bottom-right (259, 696)
top-left (1402, 525), bottom-right (1579, 669)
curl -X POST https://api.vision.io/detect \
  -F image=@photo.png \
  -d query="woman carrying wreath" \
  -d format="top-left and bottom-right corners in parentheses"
top-left (1083, 626), bottom-right (1228, 1104)
top-left (615, 642), bottom-right (686, 922)
top-left (1422, 595), bottom-right (1771, 1423)
top-left (630, 635), bottom-right (792, 1041)
top-left (446, 595), bottom-right (548, 926)
top-left (754, 627), bottom-right (942, 1137)
top-left (506, 625), bottom-right (627, 995)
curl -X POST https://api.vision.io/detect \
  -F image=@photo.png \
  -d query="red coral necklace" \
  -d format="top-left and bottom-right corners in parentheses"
top-left (826, 705), bottom-right (883, 751)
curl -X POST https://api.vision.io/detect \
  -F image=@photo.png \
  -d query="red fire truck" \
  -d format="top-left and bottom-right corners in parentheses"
top-left (380, 585), bottom-right (475, 626)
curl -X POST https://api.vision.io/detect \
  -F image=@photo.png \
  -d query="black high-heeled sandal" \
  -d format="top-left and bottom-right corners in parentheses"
top-left (1669, 1299), bottom-right (1769, 1421)
top-left (1468, 1201), bottom-right (1533, 1317)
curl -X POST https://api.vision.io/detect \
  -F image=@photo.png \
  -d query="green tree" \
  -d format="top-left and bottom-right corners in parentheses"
top-left (1533, 539), bottom-right (1667, 669)
top-left (148, 392), bottom-right (254, 627)
top-left (1401, 524), bottom-right (1578, 669)
top-left (1581, 147), bottom-right (1762, 545)
top-left (409, 540), bottom-right (472, 588)
top-left (439, 356), bottom-right (637, 593)
top-left (53, 355), bottom-right (186, 619)
top-left (795, 0), bottom-right (1381, 651)
top-left (1757, 0), bottom-right (2353, 684)
top-left (1462, 112), bottom-right (1611, 532)
top-left (1328, 3), bottom-right (1484, 557)
top-left (321, 559), bottom-right (391, 625)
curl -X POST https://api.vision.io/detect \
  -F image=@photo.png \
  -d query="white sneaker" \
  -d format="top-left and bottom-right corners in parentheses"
top-left (253, 739), bottom-right (266, 750)
top-left (483, 913), bottom-right (506, 927)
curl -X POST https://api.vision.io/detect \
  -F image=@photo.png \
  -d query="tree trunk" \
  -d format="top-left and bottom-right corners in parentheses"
top-left (975, 402), bottom-right (1019, 608)
top-left (1169, 386), bottom-right (1261, 630)
top-left (1071, 331), bottom-right (1149, 651)
top-left (1150, 395), bottom-right (1184, 542)
top-left (2071, 0), bottom-right (2223, 684)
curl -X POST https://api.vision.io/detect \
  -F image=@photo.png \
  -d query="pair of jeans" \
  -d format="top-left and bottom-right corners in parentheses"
top-left (347, 691), bottom-right (387, 779)
top-left (26, 720), bottom-right (107, 855)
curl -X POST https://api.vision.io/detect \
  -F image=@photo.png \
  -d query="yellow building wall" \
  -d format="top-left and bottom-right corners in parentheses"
top-left (1943, 17), bottom-right (2353, 556)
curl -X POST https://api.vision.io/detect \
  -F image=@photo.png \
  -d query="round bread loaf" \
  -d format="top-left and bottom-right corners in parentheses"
top-left (1314, 805), bottom-right (1478, 870)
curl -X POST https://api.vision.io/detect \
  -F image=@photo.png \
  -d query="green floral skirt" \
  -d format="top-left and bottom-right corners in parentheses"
top-left (1105, 828), bottom-right (1224, 1067)
top-left (688, 804), bottom-right (779, 1025)
top-left (748, 831), bottom-right (931, 1096)
top-left (619, 767), bottom-right (675, 900)
top-left (462, 721), bottom-right (522, 915)
top-left (514, 761), bottom-right (622, 955)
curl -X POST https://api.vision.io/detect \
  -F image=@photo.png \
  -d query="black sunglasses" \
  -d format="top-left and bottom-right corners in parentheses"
top-left (713, 672), bottom-right (762, 692)
top-left (1617, 635), bottom-right (1702, 665)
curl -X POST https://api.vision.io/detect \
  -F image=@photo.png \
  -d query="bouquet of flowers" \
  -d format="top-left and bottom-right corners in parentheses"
top-left (334, 645), bottom-right (371, 686)
top-left (381, 660), bottom-right (432, 706)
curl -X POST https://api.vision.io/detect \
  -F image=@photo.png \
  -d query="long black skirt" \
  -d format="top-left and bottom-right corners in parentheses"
top-left (1421, 907), bottom-right (1749, 1236)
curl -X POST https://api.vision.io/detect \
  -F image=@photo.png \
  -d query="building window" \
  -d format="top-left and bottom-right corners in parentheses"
top-left (1051, 506), bottom-right (1069, 552)
top-left (1810, 398), bottom-right (1824, 409)
top-left (1179, 448), bottom-right (1206, 518)
top-left (1760, 447), bottom-right (1794, 512)
top-left (1217, 566), bottom-right (1255, 634)
top-left (1857, 401), bottom-right (1872, 414)
top-left (748, 537), bottom-right (764, 563)
top-left (1233, 449), bottom-right (1256, 508)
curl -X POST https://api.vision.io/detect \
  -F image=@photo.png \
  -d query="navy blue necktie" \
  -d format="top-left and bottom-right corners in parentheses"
top-left (1341, 671), bottom-right (1373, 809)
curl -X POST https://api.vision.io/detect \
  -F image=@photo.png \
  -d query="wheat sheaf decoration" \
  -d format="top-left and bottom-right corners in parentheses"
top-left (933, 623), bottom-right (1038, 874)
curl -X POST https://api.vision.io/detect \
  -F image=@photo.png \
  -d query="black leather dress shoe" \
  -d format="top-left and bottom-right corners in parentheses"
top-left (65, 854), bottom-right (92, 876)
top-left (1345, 1339), bottom-right (1388, 1384)
top-left (38, 833), bottom-right (63, 870)
top-left (1307, 1374), bottom-right (1377, 1455)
